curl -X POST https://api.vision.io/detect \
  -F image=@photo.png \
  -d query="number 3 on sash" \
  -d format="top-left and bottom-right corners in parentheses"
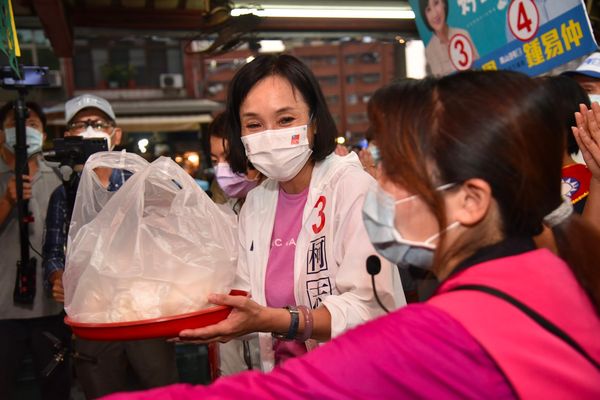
top-left (312, 196), bottom-right (326, 234)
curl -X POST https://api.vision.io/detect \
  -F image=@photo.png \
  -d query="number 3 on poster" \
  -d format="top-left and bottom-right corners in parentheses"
top-left (449, 34), bottom-right (475, 71)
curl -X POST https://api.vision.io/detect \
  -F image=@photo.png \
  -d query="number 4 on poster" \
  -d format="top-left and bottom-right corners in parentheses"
top-left (508, 0), bottom-right (540, 42)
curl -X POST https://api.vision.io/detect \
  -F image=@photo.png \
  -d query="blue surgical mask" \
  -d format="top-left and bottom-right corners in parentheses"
top-left (3, 126), bottom-right (44, 156)
top-left (368, 144), bottom-right (381, 165)
top-left (362, 182), bottom-right (459, 270)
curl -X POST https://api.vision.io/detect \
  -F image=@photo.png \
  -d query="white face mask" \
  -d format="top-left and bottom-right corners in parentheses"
top-left (240, 124), bottom-right (313, 182)
top-left (78, 126), bottom-right (114, 150)
top-left (589, 94), bottom-right (600, 105)
top-left (3, 126), bottom-right (44, 156)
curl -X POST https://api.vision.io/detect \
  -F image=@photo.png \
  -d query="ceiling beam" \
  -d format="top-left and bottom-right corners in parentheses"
top-left (70, 10), bottom-right (415, 33)
top-left (31, 0), bottom-right (73, 57)
top-left (258, 17), bottom-right (416, 33)
top-left (71, 8), bottom-right (207, 30)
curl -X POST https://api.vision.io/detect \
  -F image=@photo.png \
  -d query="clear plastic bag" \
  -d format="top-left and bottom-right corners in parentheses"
top-left (64, 151), bottom-right (238, 323)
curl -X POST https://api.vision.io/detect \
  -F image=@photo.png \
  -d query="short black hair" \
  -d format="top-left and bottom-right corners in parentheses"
top-left (208, 111), bottom-right (227, 140)
top-left (225, 54), bottom-right (337, 174)
top-left (539, 75), bottom-right (591, 154)
top-left (419, 0), bottom-right (448, 32)
top-left (0, 100), bottom-right (47, 131)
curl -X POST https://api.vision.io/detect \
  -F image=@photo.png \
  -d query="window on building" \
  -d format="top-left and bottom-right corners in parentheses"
top-left (362, 73), bottom-right (381, 84)
top-left (299, 55), bottom-right (338, 67)
top-left (347, 112), bottom-right (367, 124)
top-left (347, 94), bottom-right (358, 105)
top-left (360, 52), bottom-right (380, 64)
top-left (73, 38), bottom-right (183, 89)
top-left (345, 55), bottom-right (357, 65)
top-left (317, 76), bottom-right (338, 86)
top-left (325, 95), bottom-right (339, 105)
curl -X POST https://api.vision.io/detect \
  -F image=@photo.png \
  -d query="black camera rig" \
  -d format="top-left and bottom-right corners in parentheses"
top-left (1, 65), bottom-right (49, 305)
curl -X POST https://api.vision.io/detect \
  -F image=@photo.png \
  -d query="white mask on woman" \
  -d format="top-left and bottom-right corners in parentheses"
top-left (240, 125), bottom-right (312, 182)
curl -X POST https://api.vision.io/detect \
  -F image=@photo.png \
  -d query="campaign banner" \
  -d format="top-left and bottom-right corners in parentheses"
top-left (409, 0), bottom-right (598, 76)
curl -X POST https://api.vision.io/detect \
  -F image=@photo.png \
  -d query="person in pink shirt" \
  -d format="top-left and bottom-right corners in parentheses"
top-left (176, 54), bottom-right (405, 372)
top-left (104, 71), bottom-right (600, 399)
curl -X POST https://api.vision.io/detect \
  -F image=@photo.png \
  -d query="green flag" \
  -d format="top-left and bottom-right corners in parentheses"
top-left (1, 0), bottom-right (21, 77)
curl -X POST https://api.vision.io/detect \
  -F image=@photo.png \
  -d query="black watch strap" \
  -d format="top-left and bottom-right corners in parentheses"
top-left (272, 305), bottom-right (300, 341)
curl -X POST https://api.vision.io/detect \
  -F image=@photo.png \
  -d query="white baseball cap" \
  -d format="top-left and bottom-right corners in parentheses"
top-left (65, 94), bottom-right (116, 124)
top-left (563, 52), bottom-right (600, 79)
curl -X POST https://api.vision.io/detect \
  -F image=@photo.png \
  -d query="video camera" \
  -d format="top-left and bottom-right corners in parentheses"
top-left (44, 136), bottom-right (108, 167)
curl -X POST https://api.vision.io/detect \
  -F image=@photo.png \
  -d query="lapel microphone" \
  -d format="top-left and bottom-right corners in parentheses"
top-left (366, 255), bottom-right (390, 313)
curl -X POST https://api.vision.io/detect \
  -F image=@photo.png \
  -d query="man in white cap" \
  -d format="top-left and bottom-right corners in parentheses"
top-left (64, 93), bottom-right (121, 150)
top-left (42, 94), bottom-right (179, 398)
top-left (563, 52), bottom-right (600, 102)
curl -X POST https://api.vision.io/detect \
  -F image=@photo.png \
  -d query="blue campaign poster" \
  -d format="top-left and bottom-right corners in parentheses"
top-left (409, 0), bottom-right (598, 76)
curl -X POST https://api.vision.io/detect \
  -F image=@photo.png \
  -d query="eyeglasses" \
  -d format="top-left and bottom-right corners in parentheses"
top-left (68, 120), bottom-right (114, 133)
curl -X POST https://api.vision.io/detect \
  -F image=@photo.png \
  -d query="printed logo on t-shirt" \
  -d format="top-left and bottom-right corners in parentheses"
top-left (271, 237), bottom-right (297, 248)
top-left (306, 277), bottom-right (332, 309)
top-left (307, 236), bottom-right (327, 274)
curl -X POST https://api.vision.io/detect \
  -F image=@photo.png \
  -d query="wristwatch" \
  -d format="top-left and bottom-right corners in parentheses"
top-left (271, 305), bottom-right (300, 341)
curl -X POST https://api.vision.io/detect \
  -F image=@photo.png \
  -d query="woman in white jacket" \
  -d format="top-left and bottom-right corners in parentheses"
top-left (179, 54), bottom-right (405, 371)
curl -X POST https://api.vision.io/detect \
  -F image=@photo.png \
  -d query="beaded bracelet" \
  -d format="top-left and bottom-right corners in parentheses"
top-left (296, 305), bottom-right (313, 342)
top-left (271, 305), bottom-right (300, 341)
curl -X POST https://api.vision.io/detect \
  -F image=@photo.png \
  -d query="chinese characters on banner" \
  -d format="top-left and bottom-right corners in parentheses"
top-left (409, 0), bottom-right (598, 76)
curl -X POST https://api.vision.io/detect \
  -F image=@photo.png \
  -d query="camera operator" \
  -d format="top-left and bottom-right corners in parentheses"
top-left (0, 100), bottom-right (69, 399)
top-left (42, 94), bottom-right (178, 399)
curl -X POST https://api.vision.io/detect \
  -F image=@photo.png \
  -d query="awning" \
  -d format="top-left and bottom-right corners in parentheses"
top-left (46, 114), bottom-right (213, 133)
top-left (44, 97), bottom-right (221, 132)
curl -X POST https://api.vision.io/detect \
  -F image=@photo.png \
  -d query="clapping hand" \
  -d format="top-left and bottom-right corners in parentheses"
top-left (573, 102), bottom-right (600, 181)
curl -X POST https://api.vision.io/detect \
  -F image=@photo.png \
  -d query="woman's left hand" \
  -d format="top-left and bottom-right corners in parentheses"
top-left (574, 103), bottom-right (600, 181)
top-left (175, 293), bottom-right (266, 343)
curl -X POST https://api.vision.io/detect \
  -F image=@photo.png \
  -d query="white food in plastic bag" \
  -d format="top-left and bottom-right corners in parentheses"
top-left (63, 151), bottom-right (238, 323)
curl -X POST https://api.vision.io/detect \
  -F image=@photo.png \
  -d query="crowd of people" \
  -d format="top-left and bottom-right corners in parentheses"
top-left (1, 50), bottom-right (599, 399)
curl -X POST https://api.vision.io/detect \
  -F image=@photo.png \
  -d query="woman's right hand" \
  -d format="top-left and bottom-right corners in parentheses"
top-left (175, 294), bottom-right (288, 344)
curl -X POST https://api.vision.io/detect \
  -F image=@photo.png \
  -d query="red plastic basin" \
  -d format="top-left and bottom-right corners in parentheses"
top-left (64, 289), bottom-right (247, 341)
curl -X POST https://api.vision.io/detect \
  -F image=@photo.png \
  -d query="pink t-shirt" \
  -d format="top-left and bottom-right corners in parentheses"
top-left (265, 186), bottom-right (309, 364)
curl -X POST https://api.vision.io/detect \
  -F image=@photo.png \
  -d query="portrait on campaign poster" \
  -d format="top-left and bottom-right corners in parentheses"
top-left (417, 0), bottom-right (480, 76)
top-left (410, 0), bottom-right (597, 77)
